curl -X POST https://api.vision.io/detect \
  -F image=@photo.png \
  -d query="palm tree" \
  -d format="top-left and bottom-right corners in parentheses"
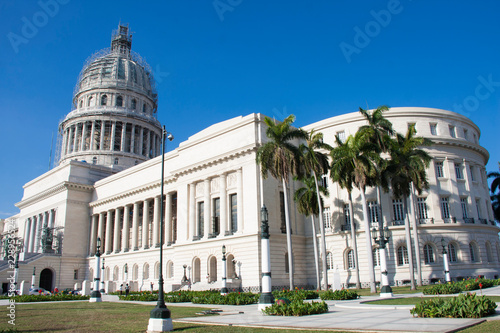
top-left (330, 130), bottom-right (380, 293)
top-left (256, 114), bottom-right (307, 290)
top-left (293, 175), bottom-right (328, 290)
top-left (358, 106), bottom-right (394, 151)
top-left (381, 124), bottom-right (432, 290)
top-left (488, 162), bottom-right (500, 221)
top-left (299, 129), bottom-right (333, 290)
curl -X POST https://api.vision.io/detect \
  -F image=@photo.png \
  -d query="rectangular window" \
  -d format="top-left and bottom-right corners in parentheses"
top-left (463, 128), bottom-right (468, 140)
top-left (449, 125), bottom-right (456, 138)
top-left (320, 175), bottom-right (329, 189)
top-left (392, 199), bottom-right (404, 222)
top-left (230, 194), bottom-right (238, 233)
top-left (455, 163), bottom-right (463, 180)
top-left (461, 198), bottom-right (469, 219)
top-left (336, 130), bottom-right (346, 143)
top-left (417, 197), bottom-right (428, 220)
top-left (323, 207), bottom-right (332, 230)
top-left (470, 166), bottom-right (476, 181)
top-left (430, 123), bottom-right (437, 135)
top-left (408, 122), bottom-right (416, 131)
top-left (435, 161), bottom-right (444, 178)
top-left (473, 133), bottom-right (478, 144)
top-left (344, 204), bottom-right (351, 226)
top-left (440, 197), bottom-right (450, 219)
top-left (74, 269), bottom-right (78, 280)
top-left (367, 201), bottom-right (380, 224)
top-left (476, 199), bottom-right (482, 219)
top-left (197, 201), bottom-right (204, 238)
top-left (280, 191), bottom-right (286, 233)
top-left (212, 198), bottom-right (220, 236)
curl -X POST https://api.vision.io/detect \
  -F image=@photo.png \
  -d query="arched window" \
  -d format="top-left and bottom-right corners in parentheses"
top-left (79, 100), bottom-right (83, 109)
top-left (131, 99), bottom-right (136, 110)
top-left (123, 264), bottom-right (128, 280)
top-left (167, 261), bottom-right (174, 279)
top-left (397, 245), bottom-right (409, 266)
top-left (209, 256), bottom-right (217, 282)
top-left (486, 242), bottom-right (493, 262)
top-left (116, 96), bottom-right (123, 107)
top-left (132, 264), bottom-right (138, 280)
top-left (113, 266), bottom-right (119, 281)
top-left (469, 242), bottom-right (479, 262)
top-left (326, 252), bottom-right (334, 270)
top-left (227, 254), bottom-right (236, 278)
top-left (92, 157), bottom-right (97, 165)
top-left (87, 96), bottom-right (93, 107)
top-left (373, 248), bottom-right (380, 267)
top-left (347, 249), bottom-right (355, 269)
top-left (89, 268), bottom-right (94, 281)
top-left (142, 103), bottom-right (146, 113)
top-left (100, 95), bottom-right (107, 106)
top-left (423, 244), bottom-right (435, 264)
top-left (143, 263), bottom-right (149, 280)
top-left (154, 262), bottom-right (160, 280)
top-left (193, 257), bottom-right (201, 283)
top-left (105, 267), bottom-right (110, 281)
top-left (114, 157), bottom-right (119, 165)
top-left (448, 243), bottom-right (457, 262)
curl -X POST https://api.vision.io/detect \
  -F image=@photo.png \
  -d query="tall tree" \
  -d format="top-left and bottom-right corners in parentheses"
top-left (381, 124), bottom-right (432, 290)
top-left (488, 162), bottom-right (500, 221)
top-left (299, 129), bottom-right (333, 290)
top-left (256, 115), bottom-right (307, 290)
top-left (293, 175), bottom-right (328, 290)
top-left (330, 130), bottom-right (379, 292)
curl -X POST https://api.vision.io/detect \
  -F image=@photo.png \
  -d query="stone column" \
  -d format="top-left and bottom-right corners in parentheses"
top-left (152, 196), bottom-right (160, 247)
top-left (132, 202), bottom-right (140, 250)
top-left (80, 122), bottom-right (87, 151)
top-left (105, 210), bottom-right (113, 254)
top-left (28, 217), bottom-right (36, 253)
top-left (120, 122), bottom-right (126, 152)
top-left (61, 129), bottom-right (68, 158)
top-left (67, 126), bottom-right (74, 154)
top-left (139, 127), bottom-right (144, 156)
top-left (189, 183), bottom-right (196, 240)
top-left (23, 219), bottom-right (31, 253)
top-left (142, 199), bottom-right (150, 249)
top-left (34, 214), bottom-right (43, 253)
top-left (130, 125), bottom-right (136, 153)
top-left (204, 179), bottom-right (210, 238)
top-left (122, 204), bottom-right (130, 252)
top-left (110, 121), bottom-right (116, 151)
top-left (99, 121), bottom-right (106, 151)
top-left (89, 214), bottom-right (98, 256)
top-left (48, 209), bottom-right (55, 229)
top-left (90, 121), bottom-right (96, 150)
top-left (236, 169), bottom-right (243, 233)
top-left (219, 174), bottom-right (228, 236)
top-left (165, 193), bottom-right (172, 245)
top-left (151, 133), bottom-right (156, 157)
top-left (73, 124), bottom-right (80, 152)
top-left (113, 207), bottom-right (121, 253)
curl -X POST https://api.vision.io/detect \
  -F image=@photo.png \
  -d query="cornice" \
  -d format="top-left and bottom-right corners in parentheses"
top-left (16, 182), bottom-right (94, 209)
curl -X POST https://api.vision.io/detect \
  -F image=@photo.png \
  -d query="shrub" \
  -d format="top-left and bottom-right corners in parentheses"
top-left (423, 277), bottom-right (496, 295)
top-left (192, 292), bottom-right (259, 305)
top-left (272, 289), bottom-right (319, 302)
top-left (422, 283), bottom-right (462, 295)
top-left (320, 289), bottom-right (359, 300)
top-left (262, 300), bottom-right (328, 316)
top-left (410, 293), bottom-right (497, 318)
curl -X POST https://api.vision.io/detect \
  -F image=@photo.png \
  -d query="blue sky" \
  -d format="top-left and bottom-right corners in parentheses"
top-left (1, 0), bottom-right (499, 217)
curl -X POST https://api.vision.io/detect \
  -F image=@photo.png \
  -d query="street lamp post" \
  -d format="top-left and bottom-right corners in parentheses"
top-left (101, 258), bottom-right (105, 293)
top-left (13, 252), bottom-right (19, 295)
top-left (372, 220), bottom-right (393, 298)
top-left (90, 237), bottom-right (102, 302)
top-left (187, 266), bottom-right (191, 285)
top-left (182, 264), bottom-right (188, 284)
top-left (221, 245), bottom-right (228, 295)
top-left (147, 127), bottom-right (173, 332)
top-left (31, 266), bottom-right (36, 289)
top-left (441, 238), bottom-right (451, 283)
top-left (258, 205), bottom-right (274, 311)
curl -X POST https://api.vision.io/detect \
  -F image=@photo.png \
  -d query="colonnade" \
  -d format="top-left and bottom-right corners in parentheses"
top-left (61, 120), bottom-right (160, 159)
top-left (89, 193), bottom-right (177, 256)
top-left (23, 209), bottom-right (56, 253)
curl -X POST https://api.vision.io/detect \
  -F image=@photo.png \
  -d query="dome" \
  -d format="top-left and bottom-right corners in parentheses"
top-left (72, 25), bottom-right (157, 112)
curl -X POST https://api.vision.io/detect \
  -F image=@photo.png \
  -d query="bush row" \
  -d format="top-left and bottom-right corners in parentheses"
top-left (411, 293), bottom-right (497, 318)
top-left (262, 300), bottom-right (328, 316)
top-left (423, 277), bottom-right (499, 295)
top-left (272, 289), bottom-right (319, 301)
top-left (319, 289), bottom-right (359, 300)
top-left (0, 294), bottom-right (90, 302)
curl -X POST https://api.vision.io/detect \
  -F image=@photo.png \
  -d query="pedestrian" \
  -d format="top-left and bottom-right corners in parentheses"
top-left (119, 283), bottom-right (123, 296)
top-left (150, 282), bottom-right (154, 293)
top-left (125, 283), bottom-right (130, 297)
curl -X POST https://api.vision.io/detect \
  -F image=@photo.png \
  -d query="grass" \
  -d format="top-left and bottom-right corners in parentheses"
top-left (0, 301), bottom-right (353, 333)
top-left (366, 295), bottom-right (500, 305)
top-left (458, 320), bottom-right (500, 333)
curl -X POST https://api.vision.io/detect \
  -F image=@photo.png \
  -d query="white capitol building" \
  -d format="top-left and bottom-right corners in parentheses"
top-left (1, 25), bottom-right (498, 294)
